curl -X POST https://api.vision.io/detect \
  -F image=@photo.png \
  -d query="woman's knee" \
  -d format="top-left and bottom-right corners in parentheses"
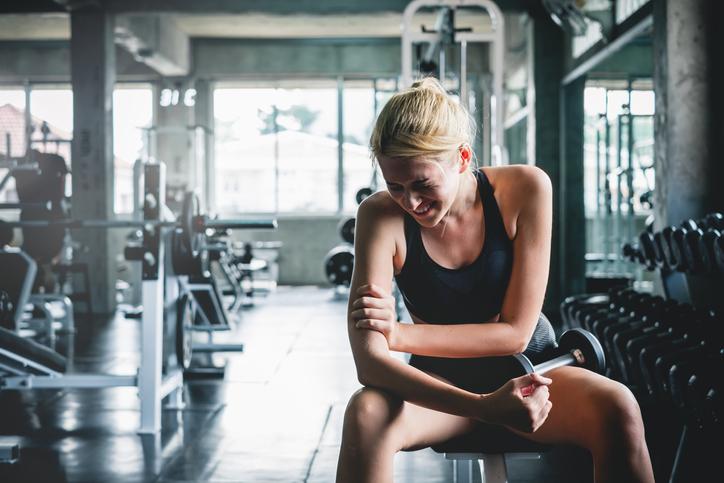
top-left (593, 382), bottom-right (646, 448)
top-left (343, 387), bottom-right (404, 437)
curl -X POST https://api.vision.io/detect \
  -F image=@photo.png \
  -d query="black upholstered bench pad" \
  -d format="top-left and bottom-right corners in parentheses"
top-left (0, 326), bottom-right (67, 374)
top-left (432, 423), bottom-right (551, 454)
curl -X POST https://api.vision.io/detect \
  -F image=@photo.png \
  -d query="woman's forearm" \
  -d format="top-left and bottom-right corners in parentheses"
top-left (395, 321), bottom-right (527, 358)
top-left (356, 351), bottom-right (490, 421)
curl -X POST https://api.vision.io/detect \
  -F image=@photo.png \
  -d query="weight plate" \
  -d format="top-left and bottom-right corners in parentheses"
top-left (176, 294), bottom-right (194, 370)
top-left (338, 217), bottom-right (356, 244)
top-left (355, 187), bottom-right (373, 205)
top-left (558, 328), bottom-right (606, 374)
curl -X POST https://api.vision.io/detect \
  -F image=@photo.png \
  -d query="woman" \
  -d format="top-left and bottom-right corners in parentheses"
top-left (335, 78), bottom-right (654, 483)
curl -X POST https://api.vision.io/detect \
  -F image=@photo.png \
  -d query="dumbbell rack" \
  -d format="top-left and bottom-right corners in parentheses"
top-left (568, 212), bottom-right (724, 483)
top-left (623, 212), bottom-right (724, 311)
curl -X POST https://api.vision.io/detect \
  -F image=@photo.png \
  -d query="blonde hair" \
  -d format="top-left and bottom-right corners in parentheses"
top-left (370, 77), bottom-right (476, 162)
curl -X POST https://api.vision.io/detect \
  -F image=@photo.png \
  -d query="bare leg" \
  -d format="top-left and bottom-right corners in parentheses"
top-left (335, 386), bottom-right (477, 483)
top-left (511, 366), bottom-right (655, 483)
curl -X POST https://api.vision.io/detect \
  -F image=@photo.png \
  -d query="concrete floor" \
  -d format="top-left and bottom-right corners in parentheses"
top-left (0, 286), bottom-right (591, 482)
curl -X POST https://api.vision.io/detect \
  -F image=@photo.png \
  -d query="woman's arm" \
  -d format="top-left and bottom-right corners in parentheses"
top-left (348, 193), bottom-right (552, 432)
top-left (354, 166), bottom-right (553, 358)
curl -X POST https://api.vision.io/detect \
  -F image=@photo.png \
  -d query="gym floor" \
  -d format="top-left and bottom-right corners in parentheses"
top-left (0, 286), bottom-right (591, 483)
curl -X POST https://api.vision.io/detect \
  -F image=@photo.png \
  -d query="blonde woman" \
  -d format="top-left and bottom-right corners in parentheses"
top-left (336, 78), bottom-right (654, 483)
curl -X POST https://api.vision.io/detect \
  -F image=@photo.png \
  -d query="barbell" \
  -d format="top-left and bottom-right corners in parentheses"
top-left (0, 192), bottom-right (277, 265)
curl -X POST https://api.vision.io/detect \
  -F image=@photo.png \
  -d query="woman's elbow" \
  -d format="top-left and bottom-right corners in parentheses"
top-left (512, 338), bottom-right (529, 354)
top-left (353, 356), bottom-right (387, 387)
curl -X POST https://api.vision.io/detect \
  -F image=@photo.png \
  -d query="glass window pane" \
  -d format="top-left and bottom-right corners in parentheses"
top-left (113, 86), bottom-right (153, 214)
top-left (343, 83), bottom-right (376, 212)
top-left (215, 87), bottom-right (279, 213)
top-left (0, 87), bottom-right (26, 158)
top-left (29, 87), bottom-right (73, 163)
top-left (214, 84), bottom-right (338, 214)
top-left (277, 87), bottom-right (337, 212)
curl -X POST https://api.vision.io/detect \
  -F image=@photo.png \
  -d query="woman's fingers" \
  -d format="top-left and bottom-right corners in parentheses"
top-left (350, 308), bottom-right (391, 322)
top-left (351, 296), bottom-right (388, 310)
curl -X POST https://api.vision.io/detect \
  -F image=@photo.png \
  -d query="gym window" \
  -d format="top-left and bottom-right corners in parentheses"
top-left (113, 84), bottom-right (153, 214)
top-left (213, 79), bottom-right (391, 215)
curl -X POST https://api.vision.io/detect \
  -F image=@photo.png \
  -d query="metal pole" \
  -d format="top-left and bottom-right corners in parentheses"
top-left (616, 111), bottom-right (624, 274)
top-left (460, 40), bottom-right (468, 109)
top-left (603, 90), bottom-right (611, 273)
top-left (337, 76), bottom-right (345, 213)
top-left (24, 81), bottom-right (31, 158)
top-left (138, 163), bottom-right (166, 435)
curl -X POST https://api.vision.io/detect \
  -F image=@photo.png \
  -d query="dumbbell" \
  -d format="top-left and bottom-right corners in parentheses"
top-left (509, 328), bottom-right (606, 377)
top-left (701, 229), bottom-right (722, 273)
top-left (637, 231), bottom-right (658, 270)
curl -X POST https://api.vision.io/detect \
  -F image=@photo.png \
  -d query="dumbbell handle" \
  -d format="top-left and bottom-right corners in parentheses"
top-left (534, 349), bottom-right (586, 374)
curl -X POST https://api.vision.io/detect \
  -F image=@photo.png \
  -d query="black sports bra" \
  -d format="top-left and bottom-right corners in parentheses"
top-left (394, 169), bottom-right (513, 324)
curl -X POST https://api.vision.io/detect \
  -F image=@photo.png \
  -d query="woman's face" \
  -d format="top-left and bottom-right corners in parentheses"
top-left (378, 152), bottom-right (461, 227)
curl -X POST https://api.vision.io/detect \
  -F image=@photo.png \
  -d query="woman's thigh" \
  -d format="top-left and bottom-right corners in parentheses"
top-left (509, 366), bottom-right (640, 448)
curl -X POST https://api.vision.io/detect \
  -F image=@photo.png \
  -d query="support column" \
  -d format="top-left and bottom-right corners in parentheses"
top-left (194, 79), bottom-right (215, 211)
top-left (653, 0), bottom-right (724, 228)
top-left (529, 8), bottom-right (575, 313)
top-left (70, 10), bottom-right (116, 314)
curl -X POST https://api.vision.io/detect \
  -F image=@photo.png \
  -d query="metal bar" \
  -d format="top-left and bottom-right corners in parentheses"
top-left (615, 112), bottom-right (624, 273)
top-left (204, 219), bottom-right (277, 230)
top-left (337, 75), bottom-right (344, 213)
top-left (534, 353), bottom-right (576, 374)
top-left (188, 324), bottom-right (230, 332)
top-left (1, 374), bottom-right (137, 389)
top-left (562, 10), bottom-right (653, 86)
top-left (0, 202), bottom-right (50, 210)
top-left (0, 347), bottom-right (62, 377)
top-left (191, 343), bottom-right (244, 353)
top-left (454, 32), bottom-right (497, 42)
top-left (0, 360), bottom-right (26, 376)
top-left (460, 39), bottom-right (467, 108)
top-left (159, 370), bottom-right (184, 400)
top-left (138, 277), bottom-right (164, 434)
top-left (2, 217), bottom-right (276, 230)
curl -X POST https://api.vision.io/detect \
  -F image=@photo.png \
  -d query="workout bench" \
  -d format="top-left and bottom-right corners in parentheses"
top-left (432, 424), bottom-right (551, 483)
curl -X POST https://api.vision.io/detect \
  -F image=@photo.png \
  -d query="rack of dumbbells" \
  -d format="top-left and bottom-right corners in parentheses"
top-left (560, 212), bottom-right (723, 483)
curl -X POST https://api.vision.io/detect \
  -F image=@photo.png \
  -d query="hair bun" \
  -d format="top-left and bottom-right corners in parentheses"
top-left (411, 77), bottom-right (448, 96)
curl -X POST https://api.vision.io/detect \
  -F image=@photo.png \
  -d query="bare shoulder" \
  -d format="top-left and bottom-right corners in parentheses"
top-left (356, 191), bottom-right (406, 254)
top-left (480, 165), bottom-right (552, 239)
top-left (482, 165), bottom-right (551, 193)
top-left (357, 190), bottom-right (403, 223)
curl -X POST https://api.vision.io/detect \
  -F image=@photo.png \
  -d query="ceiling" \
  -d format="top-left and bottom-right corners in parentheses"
top-left (0, 10), bottom-right (495, 41)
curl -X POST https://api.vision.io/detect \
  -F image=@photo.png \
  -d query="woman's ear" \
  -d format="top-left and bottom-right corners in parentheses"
top-left (458, 144), bottom-right (472, 172)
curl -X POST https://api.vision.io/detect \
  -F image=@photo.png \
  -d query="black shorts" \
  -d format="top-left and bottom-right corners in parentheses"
top-left (408, 313), bottom-right (558, 394)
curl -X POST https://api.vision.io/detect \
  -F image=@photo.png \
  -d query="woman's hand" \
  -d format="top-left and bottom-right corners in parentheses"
top-left (479, 373), bottom-right (553, 433)
top-left (351, 284), bottom-right (400, 350)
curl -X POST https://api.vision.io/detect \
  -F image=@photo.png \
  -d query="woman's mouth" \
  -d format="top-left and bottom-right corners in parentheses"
top-left (413, 202), bottom-right (434, 216)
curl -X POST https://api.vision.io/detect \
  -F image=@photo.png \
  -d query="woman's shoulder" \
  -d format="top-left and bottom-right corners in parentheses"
top-left (479, 164), bottom-right (551, 192)
top-left (357, 190), bottom-right (405, 220)
top-left (356, 191), bottom-right (407, 264)
top-left (478, 165), bottom-right (552, 239)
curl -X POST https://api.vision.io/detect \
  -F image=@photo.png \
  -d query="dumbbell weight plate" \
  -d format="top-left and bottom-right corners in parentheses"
top-left (176, 294), bottom-right (194, 370)
top-left (338, 217), bottom-right (356, 244)
top-left (324, 245), bottom-right (354, 286)
top-left (558, 328), bottom-right (606, 374)
top-left (355, 187), bottom-right (373, 205)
